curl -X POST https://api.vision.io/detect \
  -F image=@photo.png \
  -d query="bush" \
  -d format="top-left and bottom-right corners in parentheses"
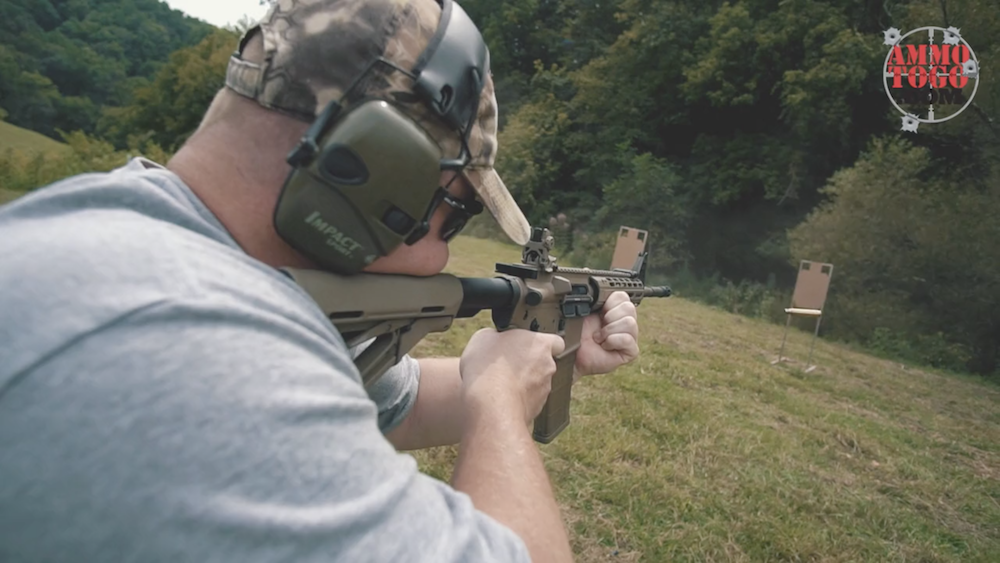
top-left (0, 130), bottom-right (170, 196)
top-left (788, 136), bottom-right (1000, 376)
top-left (867, 327), bottom-right (973, 373)
top-left (706, 279), bottom-right (786, 321)
top-left (867, 327), bottom-right (915, 360)
top-left (666, 265), bottom-right (788, 323)
top-left (561, 229), bottom-right (616, 269)
top-left (592, 152), bottom-right (690, 274)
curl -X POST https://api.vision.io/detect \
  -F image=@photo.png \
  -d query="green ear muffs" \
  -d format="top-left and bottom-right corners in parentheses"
top-left (272, 0), bottom-right (490, 275)
top-left (273, 100), bottom-right (444, 273)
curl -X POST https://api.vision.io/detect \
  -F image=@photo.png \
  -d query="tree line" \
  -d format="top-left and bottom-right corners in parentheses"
top-left (0, 0), bottom-right (214, 139)
top-left (463, 0), bottom-right (999, 376)
top-left (1, 0), bottom-right (997, 377)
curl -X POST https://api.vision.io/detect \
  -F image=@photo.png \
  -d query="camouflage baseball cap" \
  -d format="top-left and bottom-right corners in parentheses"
top-left (225, 0), bottom-right (531, 245)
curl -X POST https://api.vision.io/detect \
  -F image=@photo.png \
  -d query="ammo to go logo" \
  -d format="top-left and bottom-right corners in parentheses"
top-left (882, 26), bottom-right (980, 133)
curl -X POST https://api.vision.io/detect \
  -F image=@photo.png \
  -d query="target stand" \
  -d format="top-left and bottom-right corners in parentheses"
top-left (610, 226), bottom-right (648, 270)
top-left (772, 260), bottom-right (834, 372)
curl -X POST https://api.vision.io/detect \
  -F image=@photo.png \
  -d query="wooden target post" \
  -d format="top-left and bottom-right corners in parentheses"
top-left (610, 226), bottom-right (648, 270)
top-left (773, 260), bottom-right (834, 371)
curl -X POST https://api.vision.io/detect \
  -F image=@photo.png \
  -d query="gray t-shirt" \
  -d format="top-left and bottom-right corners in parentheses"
top-left (0, 158), bottom-right (530, 562)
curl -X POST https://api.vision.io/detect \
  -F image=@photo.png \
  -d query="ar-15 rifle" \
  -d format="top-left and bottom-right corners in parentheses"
top-left (284, 227), bottom-right (671, 443)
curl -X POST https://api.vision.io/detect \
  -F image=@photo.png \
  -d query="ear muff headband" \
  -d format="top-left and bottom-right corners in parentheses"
top-left (412, 0), bottom-right (489, 138)
top-left (274, 0), bottom-right (490, 275)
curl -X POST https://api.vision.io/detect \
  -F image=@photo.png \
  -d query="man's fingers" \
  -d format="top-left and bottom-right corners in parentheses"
top-left (601, 295), bottom-right (638, 326)
top-left (597, 314), bottom-right (639, 343)
top-left (600, 333), bottom-right (639, 358)
top-left (604, 290), bottom-right (631, 309)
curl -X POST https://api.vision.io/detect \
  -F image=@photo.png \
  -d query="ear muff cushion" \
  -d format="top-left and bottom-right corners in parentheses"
top-left (273, 100), bottom-right (443, 274)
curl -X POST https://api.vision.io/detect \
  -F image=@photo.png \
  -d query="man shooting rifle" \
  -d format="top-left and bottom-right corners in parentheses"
top-left (0, 1), bottom-right (651, 561)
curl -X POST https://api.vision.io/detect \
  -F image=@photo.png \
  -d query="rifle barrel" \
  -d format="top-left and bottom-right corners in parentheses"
top-left (458, 277), bottom-right (520, 317)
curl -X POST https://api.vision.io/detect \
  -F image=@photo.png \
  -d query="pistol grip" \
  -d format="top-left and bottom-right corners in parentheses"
top-left (532, 349), bottom-right (576, 443)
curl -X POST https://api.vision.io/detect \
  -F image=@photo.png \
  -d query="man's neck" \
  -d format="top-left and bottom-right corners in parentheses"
top-left (166, 128), bottom-right (315, 271)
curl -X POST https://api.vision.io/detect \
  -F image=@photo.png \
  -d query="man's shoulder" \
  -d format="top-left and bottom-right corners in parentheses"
top-left (0, 159), bottom-right (260, 301)
top-left (0, 160), bottom-right (337, 377)
top-left (0, 158), bottom-right (234, 256)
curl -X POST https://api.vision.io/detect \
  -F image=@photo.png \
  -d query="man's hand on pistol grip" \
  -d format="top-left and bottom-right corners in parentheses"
top-left (460, 328), bottom-right (567, 426)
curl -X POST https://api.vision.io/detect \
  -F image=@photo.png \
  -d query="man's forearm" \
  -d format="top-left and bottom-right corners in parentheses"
top-left (387, 357), bottom-right (570, 450)
top-left (451, 390), bottom-right (574, 563)
top-left (386, 358), bottom-right (464, 450)
top-left (387, 350), bottom-right (574, 560)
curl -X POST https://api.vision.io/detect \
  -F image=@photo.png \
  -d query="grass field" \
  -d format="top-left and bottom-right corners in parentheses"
top-left (0, 121), bottom-right (68, 155)
top-left (0, 121), bottom-right (72, 205)
top-left (0, 188), bottom-right (21, 205)
top-left (413, 235), bottom-right (1000, 562)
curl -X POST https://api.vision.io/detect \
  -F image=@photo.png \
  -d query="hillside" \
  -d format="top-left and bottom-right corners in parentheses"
top-left (0, 121), bottom-right (69, 154)
top-left (0, 121), bottom-right (72, 205)
top-left (413, 235), bottom-right (1000, 562)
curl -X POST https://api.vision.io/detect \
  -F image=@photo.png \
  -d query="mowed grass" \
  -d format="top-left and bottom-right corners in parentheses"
top-left (0, 121), bottom-right (68, 155)
top-left (411, 235), bottom-right (1000, 562)
top-left (0, 121), bottom-right (70, 205)
top-left (0, 188), bottom-right (21, 206)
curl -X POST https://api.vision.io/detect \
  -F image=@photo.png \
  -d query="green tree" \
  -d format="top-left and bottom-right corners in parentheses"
top-left (0, 0), bottom-right (213, 139)
top-left (493, 0), bottom-right (900, 284)
top-left (789, 137), bottom-right (1000, 374)
top-left (594, 151), bottom-right (692, 271)
top-left (101, 28), bottom-right (240, 151)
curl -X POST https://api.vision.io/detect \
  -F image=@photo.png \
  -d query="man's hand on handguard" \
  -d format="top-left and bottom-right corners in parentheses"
top-left (574, 290), bottom-right (640, 379)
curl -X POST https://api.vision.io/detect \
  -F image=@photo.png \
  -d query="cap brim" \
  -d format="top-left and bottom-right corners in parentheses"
top-left (463, 168), bottom-right (531, 246)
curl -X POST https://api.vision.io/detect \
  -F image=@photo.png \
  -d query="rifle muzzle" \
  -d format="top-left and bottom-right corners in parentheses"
top-left (645, 286), bottom-right (673, 298)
